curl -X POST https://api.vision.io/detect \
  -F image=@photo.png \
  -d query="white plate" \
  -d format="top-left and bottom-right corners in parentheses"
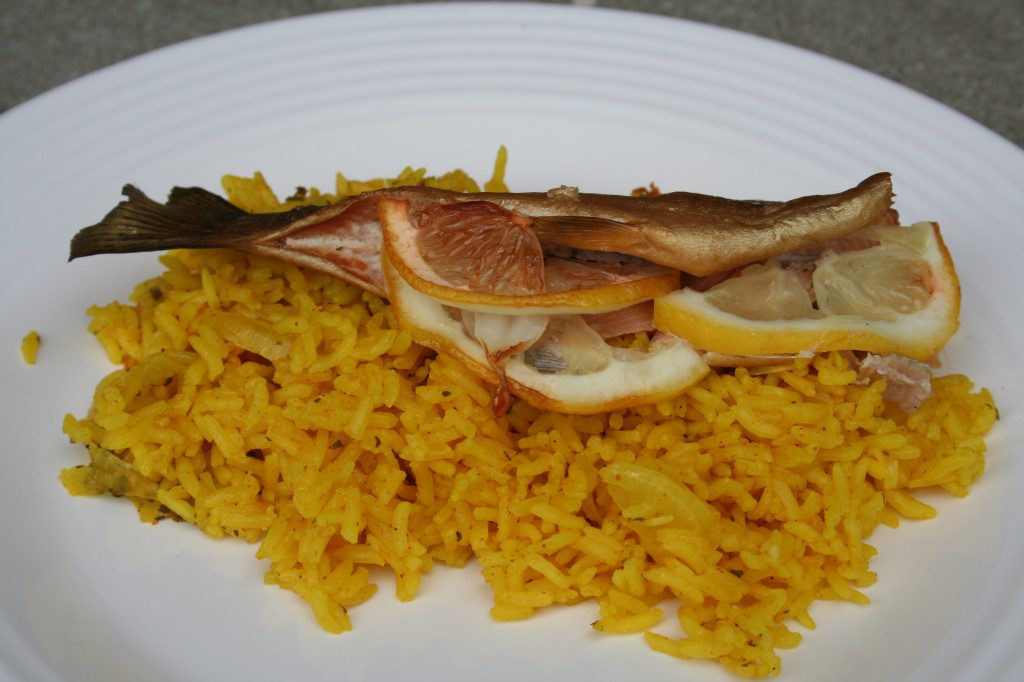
top-left (1, 4), bottom-right (1022, 681)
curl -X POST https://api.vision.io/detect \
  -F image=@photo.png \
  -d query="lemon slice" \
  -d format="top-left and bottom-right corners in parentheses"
top-left (384, 256), bottom-right (709, 414)
top-left (653, 222), bottom-right (960, 361)
top-left (378, 197), bottom-right (679, 315)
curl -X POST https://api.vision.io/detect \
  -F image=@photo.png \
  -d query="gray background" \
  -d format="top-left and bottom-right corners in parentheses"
top-left (2, 0), bottom-right (1022, 150)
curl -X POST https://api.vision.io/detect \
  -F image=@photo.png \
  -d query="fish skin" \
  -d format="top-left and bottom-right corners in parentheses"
top-left (68, 173), bottom-right (894, 291)
top-left (525, 172), bottom-right (895, 276)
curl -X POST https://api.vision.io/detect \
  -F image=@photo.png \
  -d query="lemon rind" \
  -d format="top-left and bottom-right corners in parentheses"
top-left (386, 257), bottom-right (709, 414)
top-left (379, 198), bottom-right (680, 314)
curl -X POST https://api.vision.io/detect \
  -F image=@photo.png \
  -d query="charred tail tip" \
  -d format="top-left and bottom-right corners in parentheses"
top-left (69, 184), bottom-right (154, 261)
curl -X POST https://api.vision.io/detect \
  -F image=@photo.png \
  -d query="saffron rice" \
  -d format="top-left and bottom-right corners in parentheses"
top-left (61, 154), bottom-right (998, 678)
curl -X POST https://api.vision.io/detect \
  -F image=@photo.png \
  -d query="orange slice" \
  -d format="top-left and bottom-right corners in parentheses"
top-left (653, 222), bottom-right (960, 361)
top-left (378, 197), bottom-right (679, 315)
top-left (384, 256), bottom-right (709, 415)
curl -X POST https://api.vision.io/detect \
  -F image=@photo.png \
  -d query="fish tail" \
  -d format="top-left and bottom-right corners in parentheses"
top-left (68, 184), bottom-right (281, 261)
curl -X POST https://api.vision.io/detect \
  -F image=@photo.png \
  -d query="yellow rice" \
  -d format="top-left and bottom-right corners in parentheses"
top-left (21, 330), bottom-right (40, 365)
top-left (61, 154), bottom-right (998, 678)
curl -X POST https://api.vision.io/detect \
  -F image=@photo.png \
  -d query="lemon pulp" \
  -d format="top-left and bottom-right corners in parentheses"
top-left (653, 222), bottom-right (960, 361)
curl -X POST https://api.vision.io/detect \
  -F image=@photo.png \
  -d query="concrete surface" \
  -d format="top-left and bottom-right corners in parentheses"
top-left (1, 0), bottom-right (1021, 148)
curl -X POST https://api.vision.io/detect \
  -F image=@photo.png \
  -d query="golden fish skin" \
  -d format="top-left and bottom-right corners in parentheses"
top-left (524, 173), bottom-right (894, 276)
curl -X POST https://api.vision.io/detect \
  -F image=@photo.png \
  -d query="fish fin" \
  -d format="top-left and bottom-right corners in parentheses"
top-left (531, 215), bottom-right (641, 253)
top-left (68, 185), bottom-right (306, 260)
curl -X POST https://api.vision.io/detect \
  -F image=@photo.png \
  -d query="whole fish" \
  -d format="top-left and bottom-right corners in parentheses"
top-left (69, 173), bottom-right (904, 415)
top-left (69, 173), bottom-right (894, 300)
